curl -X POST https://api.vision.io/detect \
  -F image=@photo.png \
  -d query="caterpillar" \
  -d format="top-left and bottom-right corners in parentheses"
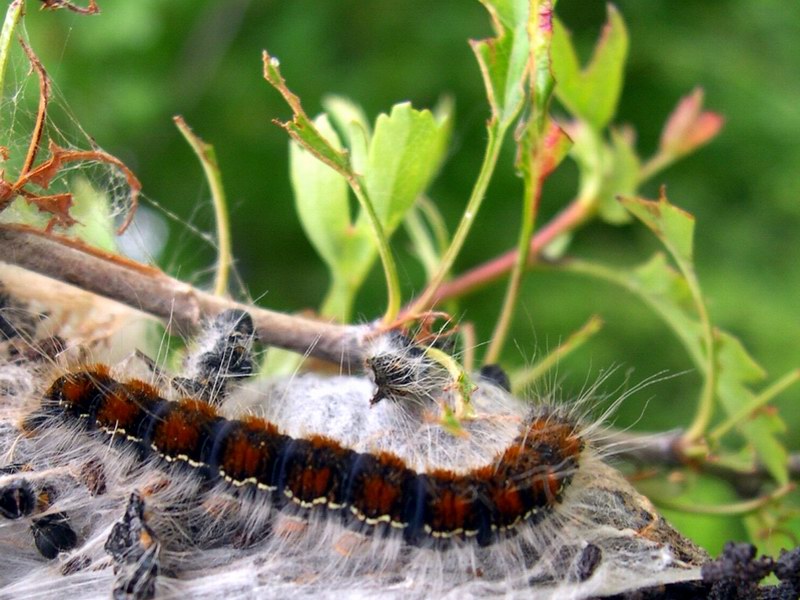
top-left (0, 276), bottom-right (709, 599)
top-left (37, 365), bottom-right (583, 546)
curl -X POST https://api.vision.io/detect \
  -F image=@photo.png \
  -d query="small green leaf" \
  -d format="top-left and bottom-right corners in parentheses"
top-left (290, 114), bottom-right (351, 274)
top-left (715, 332), bottom-right (788, 484)
top-left (471, 0), bottom-right (530, 126)
top-left (597, 128), bottom-right (639, 224)
top-left (619, 192), bottom-right (695, 267)
top-left (564, 253), bottom-right (789, 484)
top-left (551, 5), bottom-right (628, 130)
top-left (322, 95), bottom-right (371, 174)
top-left (361, 102), bottom-right (451, 235)
top-left (567, 122), bottom-right (640, 225)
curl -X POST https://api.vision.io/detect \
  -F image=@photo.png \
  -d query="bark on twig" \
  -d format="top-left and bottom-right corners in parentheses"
top-left (0, 224), bottom-right (368, 369)
top-left (603, 427), bottom-right (800, 491)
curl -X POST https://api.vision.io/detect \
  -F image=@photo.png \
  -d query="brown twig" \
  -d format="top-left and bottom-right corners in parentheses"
top-left (39, 0), bottom-right (100, 15)
top-left (18, 38), bottom-right (49, 178)
top-left (602, 427), bottom-right (800, 492)
top-left (0, 224), bottom-right (368, 368)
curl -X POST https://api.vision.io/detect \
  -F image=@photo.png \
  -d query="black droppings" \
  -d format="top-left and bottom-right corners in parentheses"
top-left (31, 512), bottom-right (78, 559)
top-left (0, 478), bottom-right (35, 519)
top-left (478, 364), bottom-right (511, 392)
top-left (575, 543), bottom-right (602, 582)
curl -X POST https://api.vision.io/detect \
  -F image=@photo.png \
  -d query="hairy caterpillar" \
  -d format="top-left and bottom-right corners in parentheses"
top-left (37, 365), bottom-right (582, 546)
top-left (0, 272), bottom-right (709, 599)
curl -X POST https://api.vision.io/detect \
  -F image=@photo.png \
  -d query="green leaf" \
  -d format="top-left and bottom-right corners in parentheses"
top-left (565, 254), bottom-right (703, 367)
top-left (619, 192), bottom-right (695, 267)
top-left (715, 332), bottom-right (788, 484)
top-left (563, 254), bottom-right (788, 483)
top-left (551, 4), bottom-right (628, 130)
top-left (597, 127), bottom-right (639, 223)
top-left (292, 103), bottom-right (451, 322)
top-left (471, 0), bottom-right (530, 126)
top-left (290, 114), bottom-right (351, 274)
top-left (361, 102), bottom-right (451, 235)
top-left (566, 121), bottom-right (640, 225)
top-left (322, 95), bottom-right (371, 174)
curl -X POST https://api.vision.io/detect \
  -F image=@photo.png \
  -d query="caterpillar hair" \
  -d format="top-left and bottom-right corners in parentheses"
top-left (0, 277), bottom-right (710, 599)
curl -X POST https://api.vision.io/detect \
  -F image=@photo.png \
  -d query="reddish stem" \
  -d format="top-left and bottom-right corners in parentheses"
top-left (422, 199), bottom-right (590, 308)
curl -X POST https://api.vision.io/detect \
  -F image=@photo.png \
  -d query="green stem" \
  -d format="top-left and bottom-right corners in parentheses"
top-left (656, 483), bottom-right (795, 516)
top-left (561, 258), bottom-right (705, 369)
top-left (682, 267), bottom-right (716, 443)
top-left (174, 116), bottom-right (232, 297)
top-left (409, 122), bottom-right (507, 315)
top-left (486, 0), bottom-right (556, 363)
top-left (560, 257), bottom-right (717, 448)
top-left (484, 0), bottom-right (556, 363)
top-left (416, 195), bottom-right (449, 256)
top-left (409, 128), bottom-right (683, 309)
top-left (424, 345), bottom-right (476, 420)
top-left (348, 177), bottom-right (401, 324)
top-left (483, 197), bottom-right (536, 364)
top-left (404, 204), bottom-right (440, 281)
top-left (320, 275), bottom-right (356, 323)
top-left (638, 151), bottom-right (674, 183)
top-left (709, 369), bottom-right (800, 443)
top-left (0, 0), bottom-right (23, 108)
top-left (510, 315), bottom-right (603, 393)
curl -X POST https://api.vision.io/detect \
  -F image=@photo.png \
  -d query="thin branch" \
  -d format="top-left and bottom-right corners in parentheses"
top-left (416, 198), bottom-right (591, 309)
top-left (18, 38), bottom-right (49, 178)
top-left (406, 122), bottom-right (509, 316)
top-left (174, 115), bottom-right (233, 298)
top-left (510, 315), bottom-right (603, 393)
top-left (709, 368), bottom-right (800, 443)
top-left (0, 223), bottom-right (368, 368)
top-left (653, 483), bottom-right (795, 516)
top-left (602, 427), bottom-right (800, 487)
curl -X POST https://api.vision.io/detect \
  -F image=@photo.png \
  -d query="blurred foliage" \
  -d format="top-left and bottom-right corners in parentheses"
top-left (14, 0), bottom-right (800, 555)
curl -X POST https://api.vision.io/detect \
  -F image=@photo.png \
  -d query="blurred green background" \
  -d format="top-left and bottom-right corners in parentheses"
top-left (16, 1), bottom-right (800, 553)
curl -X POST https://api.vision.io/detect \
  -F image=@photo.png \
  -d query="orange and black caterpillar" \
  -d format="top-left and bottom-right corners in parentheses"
top-left (35, 366), bottom-right (584, 547)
